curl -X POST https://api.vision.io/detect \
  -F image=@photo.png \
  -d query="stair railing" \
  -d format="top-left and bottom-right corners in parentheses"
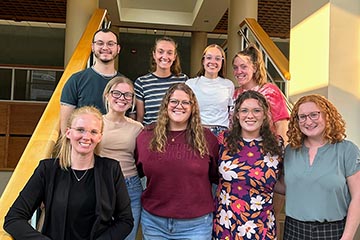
top-left (0, 9), bottom-right (108, 240)
top-left (238, 18), bottom-right (292, 111)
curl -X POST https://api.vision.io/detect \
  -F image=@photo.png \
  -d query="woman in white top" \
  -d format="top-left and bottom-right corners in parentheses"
top-left (97, 76), bottom-right (144, 240)
top-left (186, 44), bottom-right (234, 136)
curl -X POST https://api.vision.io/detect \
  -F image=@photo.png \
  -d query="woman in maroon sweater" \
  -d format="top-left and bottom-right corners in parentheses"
top-left (135, 83), bottom-right (219, 240)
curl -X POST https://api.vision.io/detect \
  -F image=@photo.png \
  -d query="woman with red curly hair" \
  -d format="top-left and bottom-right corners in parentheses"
top-left (282, 94), bottom-right (360, 240)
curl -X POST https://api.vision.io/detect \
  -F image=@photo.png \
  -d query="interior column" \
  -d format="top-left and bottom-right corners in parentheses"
top-left (227, 0), bottom-right (257, 83)
top-left (64, 0), bottom-right (99, 67)
top-left (190, 31), bottom-right (207, 78)
top-left (289, 0), bottom-right (360, 146)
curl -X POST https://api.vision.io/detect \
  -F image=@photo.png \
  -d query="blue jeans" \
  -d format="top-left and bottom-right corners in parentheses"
top-left (124, 175), bottom-right (143, 240)
top-left (207, 125), bottom-right (228, 137)
top-left (141, 208), bottom-right (213, 240)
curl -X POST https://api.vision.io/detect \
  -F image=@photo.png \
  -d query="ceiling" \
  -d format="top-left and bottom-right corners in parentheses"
top-left (0, 0), bottom-right (291, 39)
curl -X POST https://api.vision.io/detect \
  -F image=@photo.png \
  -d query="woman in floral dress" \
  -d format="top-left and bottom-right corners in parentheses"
top-left (213, 90), bottom-right (284, 240)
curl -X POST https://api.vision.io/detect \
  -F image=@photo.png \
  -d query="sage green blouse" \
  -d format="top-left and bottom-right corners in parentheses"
top-left (284, 140), bottom-right (360, 222)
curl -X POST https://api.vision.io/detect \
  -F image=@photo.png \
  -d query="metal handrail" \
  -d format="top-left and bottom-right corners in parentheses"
top-left (238, 18), bottom-right (293, 112)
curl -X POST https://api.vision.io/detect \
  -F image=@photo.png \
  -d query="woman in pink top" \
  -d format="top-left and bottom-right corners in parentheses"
top-left (232, 44), bottom-right (289, 236)
top-left (232, 44), bottom-right (289, 141)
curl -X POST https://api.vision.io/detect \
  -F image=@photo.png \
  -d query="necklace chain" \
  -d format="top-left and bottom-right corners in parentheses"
top-left (171, 130), bottom-right (185, 142)
top-left (91, 66), bottom-right (117, 77)
top-left (72, 168), bottom-right (88, 182)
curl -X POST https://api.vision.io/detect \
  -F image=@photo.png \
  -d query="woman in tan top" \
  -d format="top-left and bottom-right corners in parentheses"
top-left (97, 76), bottom-right (143, 240)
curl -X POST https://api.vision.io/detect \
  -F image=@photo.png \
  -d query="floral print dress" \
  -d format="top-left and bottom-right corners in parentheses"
top-left (213, 132), bottom-right (283, 240)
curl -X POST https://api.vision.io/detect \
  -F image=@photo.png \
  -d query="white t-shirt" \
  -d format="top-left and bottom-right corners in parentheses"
top-left (186, 76), bottom-right (234, 127)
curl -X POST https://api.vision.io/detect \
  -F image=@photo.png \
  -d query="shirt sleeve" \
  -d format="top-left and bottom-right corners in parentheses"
top-left (228, 80), bottom-right (235, 108)
top-left (260, 83), bottom-right (290, 123)
top-left (60, 73), bottom-right (79, 107)
top-left (134, 78), bottom-right (144, 102)
top-left (4, 161), bottom-right (50, 239)
top-left (343, 140), bottom-right (360, 177)
top-left (98, 162), bottom-right (134, 239)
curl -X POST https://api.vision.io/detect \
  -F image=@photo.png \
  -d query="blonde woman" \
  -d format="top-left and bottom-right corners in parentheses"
top-left (97, 76), bottom-right (143, 240)
top-left (5, 106), bottom-right (133, 239)
top-left (186, 44), bottom-right (234, 136)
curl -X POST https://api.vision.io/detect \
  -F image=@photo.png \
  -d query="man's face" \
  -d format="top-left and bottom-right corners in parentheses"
top-left (92, 31), bottom-right (120, 64)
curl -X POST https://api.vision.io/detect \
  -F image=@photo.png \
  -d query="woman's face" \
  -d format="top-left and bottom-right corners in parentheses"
top-left (297, 101), bottom-right (325, 141)
top-left (107, 83), bottom-right (133, 114)
top-left (236, 98), bottom-right (265, 139)
top-left (66, 113), bottom-right (102, 156)
top-left (167, 90), bottom-right (192, 130)
top-left (203, 47), bottom-right (223, 78)
top-left (152, 40), bottom-right (176, 71)
top-left (232, 55), bottom-right (256, 89)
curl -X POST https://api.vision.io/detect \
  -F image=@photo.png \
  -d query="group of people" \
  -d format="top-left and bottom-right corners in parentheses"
top-left (3, 28), bottom-right (360, 240)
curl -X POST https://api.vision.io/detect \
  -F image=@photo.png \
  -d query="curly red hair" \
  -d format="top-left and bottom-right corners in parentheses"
top-left (287, 94), bottom-right (346, 149)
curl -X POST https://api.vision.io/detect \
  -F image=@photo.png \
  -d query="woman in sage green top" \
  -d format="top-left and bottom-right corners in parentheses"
top-left (281, 94), bottom-right (360, 240)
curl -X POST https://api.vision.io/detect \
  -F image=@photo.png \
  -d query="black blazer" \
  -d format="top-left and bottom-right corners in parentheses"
top-left (4, 155), bottom-right (133, 240)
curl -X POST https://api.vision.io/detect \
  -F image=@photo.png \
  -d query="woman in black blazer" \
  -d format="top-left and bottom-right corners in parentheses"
top-left (4, 106), bottom-right (133, 240)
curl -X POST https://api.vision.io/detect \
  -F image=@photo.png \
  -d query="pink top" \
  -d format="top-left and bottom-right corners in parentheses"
top-left (233, 83), bottom-right (289, 123)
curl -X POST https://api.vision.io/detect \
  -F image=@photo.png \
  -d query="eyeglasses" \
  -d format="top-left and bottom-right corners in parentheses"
top-left (70, 127), bottom-right (101, 136)
top-left (168, 99), bottom-right (192, 108)
top-left (297, 111), bottom-right (321, 123)
top-left (93, 40), bottom-right (118, 48)
top-left (110, 90), bottom-right (134, 100)
top-left (239, 108), bottom-right (263, 116)
top-left (204, 54), bottom-right (224, 62)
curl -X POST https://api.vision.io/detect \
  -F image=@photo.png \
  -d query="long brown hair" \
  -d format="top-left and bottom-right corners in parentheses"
top-left (227, 90), bottom-right (281, 156)
top-left (149, 36), bottom-right (182, 76)
top-left (287, 94), bottom-right (346, 149)
top-left (149, 83), bottom-right (208, 156)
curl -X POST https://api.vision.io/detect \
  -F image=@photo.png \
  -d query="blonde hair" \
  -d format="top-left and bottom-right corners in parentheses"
top-left (232, 43), bottom-right (267, 87)
top-left (57, 106), bottom-right (103, 169)
top-left (287, 94), bottom-right (346, 149)
top-left (149, 83), bottom-right (208, 157)
top-left (103, 76), bottom-right (135, 113)
top-left (196, 44), bottom-right (227, 78)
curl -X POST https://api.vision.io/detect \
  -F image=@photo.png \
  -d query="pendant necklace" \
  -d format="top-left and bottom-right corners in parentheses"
top-left (171, 130), bottom-right (185, 142)
top-left (72, 168), bottom-right (88, 182)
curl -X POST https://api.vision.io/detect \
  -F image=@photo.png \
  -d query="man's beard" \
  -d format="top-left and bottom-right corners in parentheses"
top-left (94, 51), bottom-right (118, 64)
